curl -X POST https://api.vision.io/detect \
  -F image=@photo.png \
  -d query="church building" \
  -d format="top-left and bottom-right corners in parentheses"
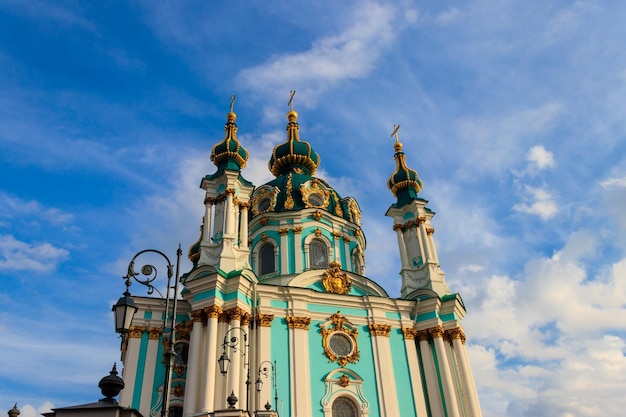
top-left (115, 96), bottom-right (483, 417)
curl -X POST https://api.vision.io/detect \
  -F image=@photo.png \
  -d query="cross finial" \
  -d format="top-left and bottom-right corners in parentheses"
top-left (391, 124), bottom-right (401, 143)
top-left (230, 94), bottom-right (236, 113)
top-left (288, 90), bottom-right (296, 110)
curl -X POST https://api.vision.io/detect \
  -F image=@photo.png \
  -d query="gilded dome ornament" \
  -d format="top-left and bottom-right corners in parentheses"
top-left (387, 124), bottom-right (422, 201)
top-left (322, 261), bottom-right (351, 295)
top-left (210, 94), bottom-right (249, 171)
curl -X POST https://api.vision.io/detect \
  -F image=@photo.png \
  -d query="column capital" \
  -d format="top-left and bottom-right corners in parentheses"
top-left (417, 216), bottom-right (427, 224)
top-left (225, 306), bottom-right (247, 322)
top-left (428, 325), bottom-right (445, 339)
top-left (368, 323), bottom-right (392, 337)
top-left (401, 327), bottom-right (418, 340)
top-left (257, 313), bottom-right (275, 327)
top-left (240, 312), bottom-right (252, 326)
top-left (239, 201), bottom-right (250, 209)
top-left (426, 227), bottom-right (435, 235)
top-left (129, 325), bottom-right (144, 338)
top-left (278, 228), bottom-right (289, 236)
top-left (416, 329), bottom-right (430, 342)
top-left (190, 309), bottom-right (204, 323)
top-left (286, 315), bottom-right (311, 330)
top-left (148, 327), bottom-right (162, 340)
top-left (293, 226), bottom-right (303, 234)
top-left (447, 327), bottom-right (466, 344)
top-left (224, 187), bottom-right (236, 196)
top-left (205, 305), bottom-right (223, 319)
top-left (175, 321), bottom-right (192, 341)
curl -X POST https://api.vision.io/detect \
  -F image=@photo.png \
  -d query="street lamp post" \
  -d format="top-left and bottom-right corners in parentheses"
top-left (217, 326), bottom-right (250, 409)
top-left (255, 360), bottom-right (278, 414)
top-left (112, 246), bottom-right (182, 417)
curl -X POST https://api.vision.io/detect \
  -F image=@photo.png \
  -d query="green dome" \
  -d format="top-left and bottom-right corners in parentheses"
top-left (268, 110), bottom-right (320, 176)
top-left (211, 111), bottom-right (249, 171)
top-left (387, 140), bottom-right (422, 206)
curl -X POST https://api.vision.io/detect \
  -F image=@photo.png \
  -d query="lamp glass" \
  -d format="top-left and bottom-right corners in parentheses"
top-left (113, 294), bottom-right (138, 333)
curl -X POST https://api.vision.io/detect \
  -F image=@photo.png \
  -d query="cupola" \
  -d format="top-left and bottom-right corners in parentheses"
top-left (387, 125), bottom-right (422, 207)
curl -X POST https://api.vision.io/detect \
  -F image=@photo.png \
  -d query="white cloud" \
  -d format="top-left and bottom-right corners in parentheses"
top-left (237, 2), bottom-right (400, 104)
top-left (17, 402), bottom-right (54, 417)
top-left (0, 235), bottom-right (69, 272)
top-left (0, 192), bottom-right (74, 226)
top-left (527, 145), bottom-right (555, 170)
top-left (435, 7), bottom-right (461, 25)
top-left (513, 185), bottom-right (557, 220)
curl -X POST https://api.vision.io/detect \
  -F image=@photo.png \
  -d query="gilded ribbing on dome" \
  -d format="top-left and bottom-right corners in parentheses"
top-left (210, 109), bottom-right (249, 170)
top-left (268, 109), bottom-right (320, 177)
top-left (387, 125), bottom-right (422, 198)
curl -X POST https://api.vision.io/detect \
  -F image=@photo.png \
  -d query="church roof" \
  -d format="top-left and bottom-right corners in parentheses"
top-left (387, 127), bottom-right (423, 207)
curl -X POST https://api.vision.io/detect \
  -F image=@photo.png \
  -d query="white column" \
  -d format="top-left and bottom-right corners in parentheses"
top-left (430, 326), bottom-right (461, 417)
top-left (394, 224), bottom-right (410, 269)
top-left (214, 314), bottom-right (229, 410)
top-left (202, 196), bottom-right (213, 244)
top-left (427, 227), bottom-right (440, 264)
top-left (342, 236), bottom-right (351, 271)
top-left (119, 327), bottom-right (143, 408)
top-left (418, 220), bottom-right (432, 262)
top-left (332, 233), bottom-right (341, 262)
top-left (288, 317), bottom-right (312, 417)
top-left (294, 228), bottom-right (303, 273)
top-left (183, 311), bottom-right (203, 417)
top-left (403, 329), bottom-right (429, 417)
top-left (417, 331), bottom-right (444, 417)
top-left (139, 328), bottom-right (161, 417)
top-left (280, 228), bottom-right (289, 274)
top-left (200, 306), bottom-right (222, 413)
top-left (239, 204), bottom-right (249, 249)
top-left (225, 190), bottom-right (236, 236)
top-left (451, 329), bottom-right (482, 417)
top-left (228, 311), bottom-right (242, 402)
top-left (414, 223), bottom-right (426, 264)
top-left (369, 325), bottom-right (400, 416)
top-left (255, 314), bottom-right (274, 411)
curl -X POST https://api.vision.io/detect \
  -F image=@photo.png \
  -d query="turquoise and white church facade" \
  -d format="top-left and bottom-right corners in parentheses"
top-left (116, 101), bottom-right (483, 417)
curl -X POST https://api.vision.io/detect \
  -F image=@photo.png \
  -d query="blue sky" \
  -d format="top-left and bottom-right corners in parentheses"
top-left (1, 1), bottom-right (626, 416)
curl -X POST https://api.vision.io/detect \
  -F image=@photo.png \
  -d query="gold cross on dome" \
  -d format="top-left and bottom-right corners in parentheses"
top-left (230, 94), bottom-right (236, 112)
top-left (391, 124), bottom-right (401, 142)
top-left (288, 90), bottom-right (296, 110)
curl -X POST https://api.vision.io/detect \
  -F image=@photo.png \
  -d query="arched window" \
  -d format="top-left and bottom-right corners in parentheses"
top-left (259, 243), bottom-right (275, 275)
top-left (309, 239), bottom-right (328, 269)
top-left (332, 397), bottom-right (358, 417)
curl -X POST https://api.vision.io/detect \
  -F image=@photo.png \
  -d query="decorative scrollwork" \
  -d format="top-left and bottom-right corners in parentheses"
top-left (123, 249), bottom-right (175, 300)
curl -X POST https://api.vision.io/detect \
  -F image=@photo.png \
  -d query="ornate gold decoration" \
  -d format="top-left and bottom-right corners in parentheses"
top-left (447, 327), bottom-right (467, 344)
top-left (205, 305), bottom-right (223, 319)
top-left (368, 323), bottom-right (392, 337)
top-left (239, 201), bottom-right (250, 209)
top-left (355, 229), bottom-right (362, 237)
top-left (426, 227), bottom-right (435, 235)
top-left (225, 306), bottom-right (246, 322)
top-left (332, 231), bottom-right (342, 239)
top-left (250, 188), bottom-right (278, 216)
top-left (260, 216), bottom-right (269, 226)
top-left (320, 312), bottom-right (360, 366)
top-left (218, 312), bottom-right (230, 323)
top-left (418, 216), bottom-right (426, 224)
top-left (174, 364), bottom-right (185, 377)
top-left (300, 178), bottom-right (331, 209)
top-left (129, 325), bottom-right (144, 338)
top-left (339, 374), bottom-right (350, 387)
top-left (148, 327), bottom-right (162, 340)
top-left (284, 173), bottom-right (295, 210)
top-left (331, 190), bottom-right (343, 217)
top-left (314, 228), bottom-right (322, 236)
top-left (342, 236), bottom-right (351, 243)
top-left (261, 233), bottom-right (268, 242)
top-left (241, 312), bottom-right (252, 326)
top-left (225, 187), bottom-right (236, 196)
top-left (257, 313), bottom-right (275, 327)
top-left (313, 210), bottom-right (323, 221)
top-left (346, 198), bottom-right (360, 225)
top-left (293, 226), bottom-right (303, 234)
top-left (416, 329), bottom-right (430, 342)
top-left (429, 325), bottom-right (445, 339)
top-left (401, 327), bottom-right (417, 340)
top-left (322, 261), bottom-right (351, 295)
top-left (278, 228), bottom-right (289, 236)
top-left (190, 309), bottom-right (203, 323)
top-left (286, 316), bottom-right (311, 330)
top-left (392, 223), bottom-right (405, 233)
top-left (172, 384), bottom-right (185, 398)
top-left (175, 321), bottom-right (191, 341)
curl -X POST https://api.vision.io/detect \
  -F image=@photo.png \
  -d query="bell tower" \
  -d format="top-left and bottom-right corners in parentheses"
top-left (190, 96), bottom-right (254, 272)
top-left (385, 125), bottom-right (450, 298)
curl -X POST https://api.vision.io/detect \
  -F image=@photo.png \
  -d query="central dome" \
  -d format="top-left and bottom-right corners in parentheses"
top-left (268, 110), bottom-right (320, 176)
